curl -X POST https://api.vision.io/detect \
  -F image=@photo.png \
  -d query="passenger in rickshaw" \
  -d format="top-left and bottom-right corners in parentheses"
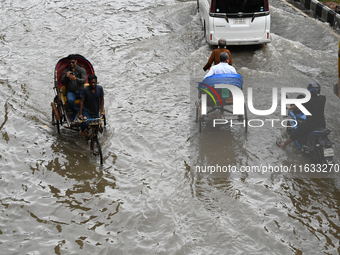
top-left (78, 74), bottom-right (105, 138)
top-left (203, 39), bottom-right (233, 71)
top-left (61, 54), bottom-right (87, 121)
top-left (204, 52), bottom-right (237, 79)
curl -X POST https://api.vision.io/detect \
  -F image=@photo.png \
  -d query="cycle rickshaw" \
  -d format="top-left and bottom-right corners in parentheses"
top-left (195, 73), bottom-right (248, 132)
top-left (51, 54), bottom-right (106, 164)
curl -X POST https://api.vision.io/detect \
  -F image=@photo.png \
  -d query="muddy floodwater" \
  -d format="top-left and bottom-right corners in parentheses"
top-left (1, 0), bottom-right (340, 254)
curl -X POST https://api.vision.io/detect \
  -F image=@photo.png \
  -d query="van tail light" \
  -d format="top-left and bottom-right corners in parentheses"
top-left (210, 0), bottom-right (215, 13)
top-left (210, 34), bottom-right (212, 41)
top-left (265, 0), bottom-right (269, 11)
top-left (267, 33), bottom-right (269, 39)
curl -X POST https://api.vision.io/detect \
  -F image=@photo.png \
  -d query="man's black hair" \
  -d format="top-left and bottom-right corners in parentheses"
top-left (67, 54), bottom-right (77, 61)
top-left (88, 74), bottom-right (97, 81)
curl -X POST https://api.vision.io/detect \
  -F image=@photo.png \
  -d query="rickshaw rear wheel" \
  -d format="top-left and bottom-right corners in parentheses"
top-left (196, 102), bottom-right (203, 132)
top-left (197, 110), bottom-right (202, 133)
top-left (52, 109), bottom-right (60, 134)
top-left (244, 103), bottom-right (248, 133)
top-left (91, 135), bottom-right (103, 165)
top-left (196, 106), bottom-right (198, 122)
top-left (199, 117), bottom-right (202, 133)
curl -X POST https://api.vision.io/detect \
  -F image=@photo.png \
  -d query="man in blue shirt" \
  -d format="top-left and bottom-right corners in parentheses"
top-left (78, 74), bottom-right (105, 137)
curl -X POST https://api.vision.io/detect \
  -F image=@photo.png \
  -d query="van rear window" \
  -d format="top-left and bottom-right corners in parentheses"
top-left (212, 0), bottom-right (267, 13)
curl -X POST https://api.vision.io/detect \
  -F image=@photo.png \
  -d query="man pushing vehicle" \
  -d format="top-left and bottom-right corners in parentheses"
top-left (276, 82), bottom-right (326, 149)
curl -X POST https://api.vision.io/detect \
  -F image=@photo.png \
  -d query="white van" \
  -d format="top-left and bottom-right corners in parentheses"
top-left (197, 0), bottom-right (270, 45)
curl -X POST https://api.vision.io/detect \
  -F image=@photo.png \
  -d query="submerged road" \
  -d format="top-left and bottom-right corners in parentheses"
top-left (1, 0), bottom-right (340, 254)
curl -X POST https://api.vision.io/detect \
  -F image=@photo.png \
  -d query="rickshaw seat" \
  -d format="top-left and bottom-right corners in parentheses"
top-left (59, 83), bottom-right (89, 106)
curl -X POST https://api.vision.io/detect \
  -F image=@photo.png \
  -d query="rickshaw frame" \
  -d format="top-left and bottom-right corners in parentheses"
top-left (51, 54), bottom-right (96, 133)
top-left (51, 55), bottom-right (105, 164)
top-left (195, 73), bottom-right (248, 133)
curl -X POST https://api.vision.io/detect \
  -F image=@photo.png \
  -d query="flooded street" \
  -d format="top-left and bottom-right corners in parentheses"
top-left (1, 0), bottom-right (340, 254)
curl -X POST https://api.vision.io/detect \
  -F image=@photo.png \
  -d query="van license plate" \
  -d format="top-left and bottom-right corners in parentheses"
top-left (323, 148), bottom-right (334, 157)
top-left (234, 18), bottom-right (246, 24)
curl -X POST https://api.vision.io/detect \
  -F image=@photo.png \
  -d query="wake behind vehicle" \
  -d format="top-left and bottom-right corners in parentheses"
top-left (286, 107), bottom-right (334, 164)
top-left (51, 55), bottom-right (105, 164)
top-left (197, 0), bottom-right (270, 45)
top-left (195, 73), bottom-right (248, 132)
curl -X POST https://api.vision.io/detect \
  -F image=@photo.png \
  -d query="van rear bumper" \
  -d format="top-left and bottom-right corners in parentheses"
top-left (212, 39), bottom-right (270, 46)
top-left (207, 34), bottom-right (271, 46)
